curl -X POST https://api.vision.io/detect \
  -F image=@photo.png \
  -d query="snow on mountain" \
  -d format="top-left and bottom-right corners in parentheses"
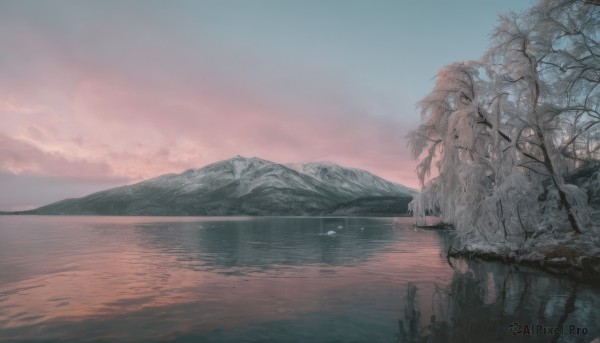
top-left (288, 161), bottom-right (415, 196)
top-left (131, 156), bottom-right (272, 194)
top-left (28, 156), bottom-right (414, 216)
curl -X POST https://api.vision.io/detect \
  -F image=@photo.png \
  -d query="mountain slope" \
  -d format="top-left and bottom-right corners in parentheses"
top-left (288, 162), bottom-right (414, 197)
top-left (26, 156), bottom-right (415, 216)
top-left (325, 196), bottom-right (413, 217)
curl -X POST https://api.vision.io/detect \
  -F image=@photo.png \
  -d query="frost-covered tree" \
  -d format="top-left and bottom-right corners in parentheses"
top-left (408, 0), bottom-right (599, 243)
top-left (486, 0), bottom-right (600, 234)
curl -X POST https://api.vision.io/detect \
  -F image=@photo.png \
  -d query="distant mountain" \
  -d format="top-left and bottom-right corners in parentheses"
top-left (23, 156), bottom-right (415, 216)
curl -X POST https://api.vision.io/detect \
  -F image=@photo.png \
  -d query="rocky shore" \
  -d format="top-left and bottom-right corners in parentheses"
top-left (446, 228), bottom-right (600, 284)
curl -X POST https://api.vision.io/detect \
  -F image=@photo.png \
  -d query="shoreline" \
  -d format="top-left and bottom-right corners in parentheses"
top-left (447, 245), bottom-right (600, 285)
top-left (419, 222), bottom-right (600, 285)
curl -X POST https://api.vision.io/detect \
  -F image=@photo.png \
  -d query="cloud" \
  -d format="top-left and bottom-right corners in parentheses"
top-left (0, 1), bottom-right (421, 211)
top-left (0, 132), bottom-right (115, 181)
top-left (0, 70), bottom-right (419, 184)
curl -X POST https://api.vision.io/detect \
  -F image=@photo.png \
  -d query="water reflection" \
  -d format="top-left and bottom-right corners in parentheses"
top-left (133, 217), bottom-right (400, 272)
top-left (0, 216), bottom-right (597, 342)
top-left (398, 259), bottom-right (599, 343)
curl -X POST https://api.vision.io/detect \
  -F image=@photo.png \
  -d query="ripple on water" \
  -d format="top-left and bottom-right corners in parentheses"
top-left (0, 216), bottom-right (598, 343)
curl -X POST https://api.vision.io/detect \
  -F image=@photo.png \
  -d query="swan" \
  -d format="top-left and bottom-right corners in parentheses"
top-left (326, 230), bottom-right (336, 236)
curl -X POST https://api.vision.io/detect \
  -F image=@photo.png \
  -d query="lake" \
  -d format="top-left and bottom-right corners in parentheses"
top-left (0, 216), bottom-right (598, 342)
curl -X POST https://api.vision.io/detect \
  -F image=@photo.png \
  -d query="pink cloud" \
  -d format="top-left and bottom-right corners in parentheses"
top-left (0, 132), bottom-right (115, 181)
top-left (0, 14), bottom-right (421, 192)
top-left (0, 67), bottom-right (420, 188)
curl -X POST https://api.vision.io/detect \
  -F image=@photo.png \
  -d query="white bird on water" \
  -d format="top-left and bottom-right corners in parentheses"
top-left (326, 230), bottom-right (336, 236)
top-left (337, 225), bottom-right (344, 229)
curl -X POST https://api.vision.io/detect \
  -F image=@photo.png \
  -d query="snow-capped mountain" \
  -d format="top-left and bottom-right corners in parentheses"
top-left (287, 161), bottom-right (414, 197)
top-left (27, 156), bottom-right (415, 216)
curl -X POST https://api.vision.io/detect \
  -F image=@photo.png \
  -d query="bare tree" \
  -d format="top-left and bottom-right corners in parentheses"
top-left (487, 0), bottom-right (599, 233)
top-left (408, 0), bottom-right (599, 241)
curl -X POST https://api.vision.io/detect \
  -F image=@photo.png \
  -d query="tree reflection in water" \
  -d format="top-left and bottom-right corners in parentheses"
top-left (398, 257), bottom-right (598, 343)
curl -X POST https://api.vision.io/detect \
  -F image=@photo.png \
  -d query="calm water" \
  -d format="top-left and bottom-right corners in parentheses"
top-left (0, 216), bottom-right (598, 343)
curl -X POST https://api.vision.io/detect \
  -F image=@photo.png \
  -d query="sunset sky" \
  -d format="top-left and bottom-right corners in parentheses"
top-left (0, 0), bottom-right (532, 211)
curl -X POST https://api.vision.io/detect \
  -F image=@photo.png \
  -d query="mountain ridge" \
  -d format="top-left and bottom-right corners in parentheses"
top-left (19, 156), bottom-right (415, 216)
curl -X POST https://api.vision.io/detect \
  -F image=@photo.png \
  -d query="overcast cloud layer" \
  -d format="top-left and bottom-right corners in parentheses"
top-left (0, 0), bottom-right (531, 210)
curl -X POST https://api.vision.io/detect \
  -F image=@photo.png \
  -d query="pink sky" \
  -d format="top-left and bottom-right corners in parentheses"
top-left (0, 64), bottom-right (418, 183)
top-left (0, 1), bottom-right (531, 210)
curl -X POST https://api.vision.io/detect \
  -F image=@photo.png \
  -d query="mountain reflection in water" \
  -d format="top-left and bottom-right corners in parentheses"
top-left (0, 216), bottom-right (597, 342)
